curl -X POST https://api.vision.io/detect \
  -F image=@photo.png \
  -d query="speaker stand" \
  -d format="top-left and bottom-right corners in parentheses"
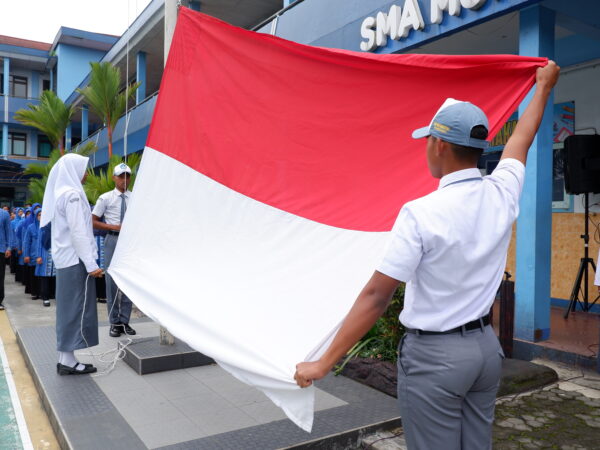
top-left (564, 192), bottom-right (599, 319)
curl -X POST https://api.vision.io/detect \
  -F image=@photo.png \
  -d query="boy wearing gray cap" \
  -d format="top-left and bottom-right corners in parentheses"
top-left (92, 163), bottom-right (136, 338)
top-left (294, 61), bottom-right (560, 449)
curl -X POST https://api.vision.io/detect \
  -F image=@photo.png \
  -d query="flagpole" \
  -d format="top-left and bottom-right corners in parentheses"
top-left (158, 0), bottom-right (180, 346)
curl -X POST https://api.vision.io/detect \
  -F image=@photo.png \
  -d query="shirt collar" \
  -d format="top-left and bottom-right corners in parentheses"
top-left (113, 188), bottom-right (130, 196)
top-left (438, 168), bottom-right (482, 190)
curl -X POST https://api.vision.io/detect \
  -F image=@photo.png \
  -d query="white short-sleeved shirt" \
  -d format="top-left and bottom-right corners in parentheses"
top-left (377, 158), bottom-right (525, 331)
top-left (92, 189), bottom-right (131, 225)
top-left (51, 190), bottom-right (99, 272)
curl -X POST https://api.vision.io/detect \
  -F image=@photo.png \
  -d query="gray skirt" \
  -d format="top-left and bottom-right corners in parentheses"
top-left (56, 260), bottom-right (98, 351)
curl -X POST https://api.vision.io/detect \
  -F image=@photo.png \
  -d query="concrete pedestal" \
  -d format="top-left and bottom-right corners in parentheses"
top-left (123, 337), bottom-right (214, 375)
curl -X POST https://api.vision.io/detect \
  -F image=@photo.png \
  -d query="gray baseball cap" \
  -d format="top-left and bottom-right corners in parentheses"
top-left (412, 98), bottom-right (489, 149)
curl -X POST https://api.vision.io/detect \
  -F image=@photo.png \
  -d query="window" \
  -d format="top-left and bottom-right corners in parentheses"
top-left (9, 76), bottom-right (28, 98)
top-left (42, 79), bottom-right (50, 92)
top-left (38, 135), bottom-right (52, 158)
top-left (9, 133), bottom-right (26, 156)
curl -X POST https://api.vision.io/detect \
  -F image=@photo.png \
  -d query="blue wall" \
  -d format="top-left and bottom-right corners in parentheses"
top-left (55, 44), bottom-right (106, 101)
top-left (260, 0), bottom-right (538, 53)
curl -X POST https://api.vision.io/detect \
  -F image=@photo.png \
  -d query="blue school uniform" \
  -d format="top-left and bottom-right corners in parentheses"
top-left (23, 222), bottom-right (40, 267)
top-left (36, 224), bottom-right (56, 277)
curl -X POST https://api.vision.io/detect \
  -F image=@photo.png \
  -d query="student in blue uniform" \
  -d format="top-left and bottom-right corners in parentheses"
top-left (15, 208), bottom-right (32, 288)
top-left (93, 226), bottom-right (107, 303)
top-left (35, 209), bottom-right (56, 307)
top-left (23, 206), bottom-right (42, 299)
top-left (0, 207), bottom-right (11, 311)
top-left (11, 208), bottom-right (23, 282)
top-left (9, 209), bottom-right (20, 275)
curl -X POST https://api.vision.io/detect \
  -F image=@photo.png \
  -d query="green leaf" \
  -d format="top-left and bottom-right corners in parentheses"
top-left (76, 62), bottom-right (140, 157)
top-left (14, 90), bottom-right (74, 151)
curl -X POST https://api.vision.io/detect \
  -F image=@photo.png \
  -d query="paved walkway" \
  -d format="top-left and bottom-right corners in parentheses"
top-left (1, 276), bottom-right (59, 450)
top-left (2, 274), bottom-right (400, 449)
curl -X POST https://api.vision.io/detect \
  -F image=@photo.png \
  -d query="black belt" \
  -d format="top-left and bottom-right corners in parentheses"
top-left (406, 314), bottom-right (490, 335)
top-left (108, 231), bottom-right (120, 236)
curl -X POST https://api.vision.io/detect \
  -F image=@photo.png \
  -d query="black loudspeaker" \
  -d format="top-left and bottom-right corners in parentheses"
top-left (563, 134), bottom-right (600, 194)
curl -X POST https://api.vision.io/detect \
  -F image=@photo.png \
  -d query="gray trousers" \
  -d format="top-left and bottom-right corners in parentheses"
top-left (56, 261), bottom-right (98, 351)
top-left (104, 234), bottom-right (132, 325)
top-left (397, 324), bottom-right (503, 450)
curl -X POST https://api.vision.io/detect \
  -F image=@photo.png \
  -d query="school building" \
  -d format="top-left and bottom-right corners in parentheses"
top-left (2, 0), bottom-right (599, 364)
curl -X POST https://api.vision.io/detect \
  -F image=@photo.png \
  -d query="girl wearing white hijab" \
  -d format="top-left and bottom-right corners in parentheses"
top-left (41, 153), bottom-right (103, 375)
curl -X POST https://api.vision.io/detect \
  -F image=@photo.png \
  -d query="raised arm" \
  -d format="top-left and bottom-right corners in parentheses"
top-left (501, 61), bottom-right (560, 165)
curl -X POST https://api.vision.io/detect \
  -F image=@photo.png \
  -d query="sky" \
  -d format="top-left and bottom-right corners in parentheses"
top-left (0, 0), bottom-right (154, 44)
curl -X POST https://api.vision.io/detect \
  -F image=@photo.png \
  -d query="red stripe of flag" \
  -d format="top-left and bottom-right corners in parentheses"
top-left (147, 8), bottom-right (545, 232)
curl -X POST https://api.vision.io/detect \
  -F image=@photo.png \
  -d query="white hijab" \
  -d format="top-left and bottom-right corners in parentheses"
top-left (40, 153), bottom-right (89, 227)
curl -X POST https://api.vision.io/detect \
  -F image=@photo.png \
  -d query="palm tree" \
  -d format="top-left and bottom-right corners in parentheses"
top-left (14, 90), bottom-right (75, 155)
top-left (76, 62), bottom-right (140, 159)
top-left (24, 142), bottom-right (98, 203)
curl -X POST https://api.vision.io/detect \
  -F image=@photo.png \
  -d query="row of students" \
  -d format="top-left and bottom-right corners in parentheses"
top-left (7, 204), bottom-right (57, 307)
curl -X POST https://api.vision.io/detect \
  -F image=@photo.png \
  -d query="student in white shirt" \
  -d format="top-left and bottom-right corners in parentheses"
top-left (41, 153), bottom-right (104, 375)
top-left (294, 62), bottom-right (560, 449)
top-left (92, 163), bottom-right (136, 338)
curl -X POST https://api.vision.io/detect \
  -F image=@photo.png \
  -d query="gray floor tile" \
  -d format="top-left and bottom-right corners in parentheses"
top-left (239, 400), bottom-right (288, 424)
top-left (135, 417), bottom-right (206, 449)
top-left (110, 387), bottom-right (188, 427)
top-left (207, 384), bottom-right (269, 406)
top-left (188, 406), bottom-right (259, 436)
top-left (153, 377), bottom-right (211, 400)
top-left (184, 364), bottom-right (226, 379)
top-left (315, 387), bottom-right (348, 410)
top-left (170, 390), bottom-right (236, 416)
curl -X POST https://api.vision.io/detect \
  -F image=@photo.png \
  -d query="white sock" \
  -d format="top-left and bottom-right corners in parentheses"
top-left (58, 351), bottom-right (86, 371)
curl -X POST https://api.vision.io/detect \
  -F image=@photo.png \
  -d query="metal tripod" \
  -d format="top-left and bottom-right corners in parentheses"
top-left (564, 192), bottom-right (599, 318)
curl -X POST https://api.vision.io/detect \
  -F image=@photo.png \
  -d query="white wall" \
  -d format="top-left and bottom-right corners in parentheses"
top-left (554, 60), bottom-right (600, 213)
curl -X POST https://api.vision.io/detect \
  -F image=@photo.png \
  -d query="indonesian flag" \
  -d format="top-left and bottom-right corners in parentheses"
top-left (109, 8), bottom-right (545, 432)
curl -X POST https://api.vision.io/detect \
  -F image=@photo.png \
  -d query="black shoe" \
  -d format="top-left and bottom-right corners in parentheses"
top-left (43, 300), bottom-right (50, 307)
top-left (122, 324), bottom-right (136, 335)
top-left (109, 325), bottom-right (123, 337)
top-left (56, 363), bottom-right (97, 375)
top-left (97, 298), bottom-right (107, 304)
top-left (31, 296), bottom-right (40, 300)
top-left (0, 304), bottom-right (4, 311)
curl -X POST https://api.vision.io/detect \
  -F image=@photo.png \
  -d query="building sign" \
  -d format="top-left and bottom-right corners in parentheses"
top-left (360, 0), bottom-right (505, 52)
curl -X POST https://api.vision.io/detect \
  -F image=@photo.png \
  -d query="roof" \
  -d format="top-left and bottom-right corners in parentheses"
top-left (0, 35), bottom-right (51, 51)
top-left (50, 27), bottom-right (119, 54)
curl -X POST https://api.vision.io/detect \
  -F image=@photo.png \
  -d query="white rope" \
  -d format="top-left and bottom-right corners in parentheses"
top-left (79, 273), bottom-right (139, 377)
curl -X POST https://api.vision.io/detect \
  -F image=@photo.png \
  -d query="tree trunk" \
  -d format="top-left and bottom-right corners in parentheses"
top-left (59, 138), bottom-right (64, 155)
top-left (107, 127), bottom-right (113, 158)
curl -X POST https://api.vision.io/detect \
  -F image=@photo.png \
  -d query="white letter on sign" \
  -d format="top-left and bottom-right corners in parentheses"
top-left (375, 11), bottom-right (391, 47)
top-left (431, 0), bottom-right (461, 24)
top-left (460, 0), bottom-right (486, 9)
top-left (360, 16), bottom-right (377, 51)
top-left (399, 0), bottom-right (425, 38)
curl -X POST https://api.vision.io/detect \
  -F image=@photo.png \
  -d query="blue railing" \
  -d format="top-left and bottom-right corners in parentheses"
top-left (0, 95), bottom-right (41, 124)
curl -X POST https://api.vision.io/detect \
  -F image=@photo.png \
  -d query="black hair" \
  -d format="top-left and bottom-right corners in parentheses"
top-left (447, 125), bottom-right (488, 164)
